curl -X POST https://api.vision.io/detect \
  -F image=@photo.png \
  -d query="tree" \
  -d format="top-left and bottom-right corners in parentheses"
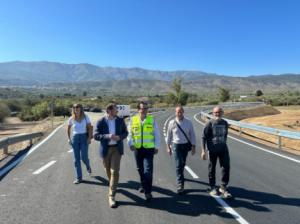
top-left (0, 103), bottom-right (10, 122)
top-left (167, 78), bottom-right (189, 105)
top-left (255, 89), bottom-right (263, 97)
top-left (178, 91), bottom-right (189, 106)
top-left (218, 87), bottom-right (230, 102)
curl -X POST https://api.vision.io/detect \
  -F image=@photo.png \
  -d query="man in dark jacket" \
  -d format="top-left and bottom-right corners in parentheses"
top-left (201, 106), bottom-right (232, 198)
top-left (94, 103), bottom-right (128, 208)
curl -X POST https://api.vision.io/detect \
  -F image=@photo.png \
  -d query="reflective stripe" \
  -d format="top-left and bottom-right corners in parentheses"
top-left (131, 115), bottom-right (155, 149)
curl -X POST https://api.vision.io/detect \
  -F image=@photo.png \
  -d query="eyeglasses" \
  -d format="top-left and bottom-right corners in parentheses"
top-left (213, 111), bottom-right (222, 114)
top-left (73, 106), bottom-right (80, 109)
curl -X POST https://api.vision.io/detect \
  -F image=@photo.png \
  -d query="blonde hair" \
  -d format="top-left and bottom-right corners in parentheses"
top-left (72, 103), bottom-right (85, 121)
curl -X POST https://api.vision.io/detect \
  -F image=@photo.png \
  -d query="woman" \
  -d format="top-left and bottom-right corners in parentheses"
top-left (67, 103), bottom-right (92, 184)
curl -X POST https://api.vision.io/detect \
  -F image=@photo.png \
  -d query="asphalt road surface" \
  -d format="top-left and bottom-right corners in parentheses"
top-left (1, 109), bottom-right (300, 224)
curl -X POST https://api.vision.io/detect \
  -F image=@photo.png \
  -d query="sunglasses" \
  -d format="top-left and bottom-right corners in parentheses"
top-left (73, 106), bottom-right (80, 109)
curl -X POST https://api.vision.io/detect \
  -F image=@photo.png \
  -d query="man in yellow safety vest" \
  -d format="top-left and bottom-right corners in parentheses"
top-left (128, 101), bottom-right (160, 202)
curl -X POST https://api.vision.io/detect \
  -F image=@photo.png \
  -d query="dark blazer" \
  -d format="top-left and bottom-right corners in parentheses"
top-left (94, 116), bottom-right (128, 158)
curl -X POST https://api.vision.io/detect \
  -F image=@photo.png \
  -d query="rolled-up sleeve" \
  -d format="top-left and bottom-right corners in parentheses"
top-left (166, 120), bottom-right (173, 146)
top-left (127, 118), bottom-right (133, 147)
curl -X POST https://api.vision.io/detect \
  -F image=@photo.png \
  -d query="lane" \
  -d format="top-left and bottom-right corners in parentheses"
top-left (3, 108), bottom-right (299, 224)
top-left (0, 111), bottom-right (239, 224)
top-left (182, 108), bottom-right (300, 224)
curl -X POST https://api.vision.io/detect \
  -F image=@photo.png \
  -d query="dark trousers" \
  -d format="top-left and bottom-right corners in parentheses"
top-left (208, 148), bottom-right (230, 188)
top-left (134, 147), bottom-right (154, 194)
top-left (173, 143), bottom-right (189, 187)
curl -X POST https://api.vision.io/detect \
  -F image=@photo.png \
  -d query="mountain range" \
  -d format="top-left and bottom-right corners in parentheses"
top-left (0, 61), bottom-right (300, 95)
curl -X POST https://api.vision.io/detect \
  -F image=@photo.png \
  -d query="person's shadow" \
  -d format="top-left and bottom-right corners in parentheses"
top-left (85, 176), bottom-right (300, 219)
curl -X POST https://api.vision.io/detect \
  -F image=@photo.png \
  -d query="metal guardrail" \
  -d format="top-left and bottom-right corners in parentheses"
top-left (200, 111), bottom-right (300, 150)
top-left (0, 132), bottom-right (43, 155)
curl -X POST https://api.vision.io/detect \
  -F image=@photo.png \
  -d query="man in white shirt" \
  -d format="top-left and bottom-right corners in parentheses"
top-left (166, 105), bottom-right (196, 194)
top-left (94, 103), bottom-right (128, 208)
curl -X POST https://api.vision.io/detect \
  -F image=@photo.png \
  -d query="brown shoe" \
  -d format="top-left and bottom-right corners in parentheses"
top-left (109, 197), bottom-right (117, 208)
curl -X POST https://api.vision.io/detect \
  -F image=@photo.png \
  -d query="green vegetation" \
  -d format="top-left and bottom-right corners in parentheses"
top-left (1, 85), bottom-right (300, 122)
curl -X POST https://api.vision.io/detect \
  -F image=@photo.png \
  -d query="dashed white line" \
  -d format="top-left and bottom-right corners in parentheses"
top-left (193, 112), bottom-right (300, 164)
top-left (0, 124), bottom-right (64, 177)
top-left (184, 166), bottom-right (199, 178)
top-left (33, 160), bottom-right (56, 175)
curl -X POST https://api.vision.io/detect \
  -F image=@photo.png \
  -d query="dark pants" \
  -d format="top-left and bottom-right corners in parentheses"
top-left (173, 143), bottom-right (189, 187)
top-left (71, 133), bottom-right (91, 180)
top-left (208, 148), bottom-right (230, 188)
top-left (134, 147), bottom-right (154, 194)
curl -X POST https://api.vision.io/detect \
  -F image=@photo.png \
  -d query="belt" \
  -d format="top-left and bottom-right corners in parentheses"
top-left (108, 144), bottom-right (118, 147)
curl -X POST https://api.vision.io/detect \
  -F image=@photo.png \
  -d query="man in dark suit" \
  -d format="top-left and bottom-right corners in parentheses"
top-left (94, 103), bottom-right (128, 208)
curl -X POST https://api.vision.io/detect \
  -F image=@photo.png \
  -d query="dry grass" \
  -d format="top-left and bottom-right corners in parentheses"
top-left (234, 106), bottom-right (300, 153)
top-left (0, 117), bottom-right (66, 160)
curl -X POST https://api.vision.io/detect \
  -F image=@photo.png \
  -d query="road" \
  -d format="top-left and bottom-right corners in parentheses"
top-left (1, 109), bottom-right (300, 224)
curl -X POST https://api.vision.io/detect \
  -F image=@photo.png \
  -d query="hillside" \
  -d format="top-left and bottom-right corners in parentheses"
top-left (1, 61), bottom-right (300, 94)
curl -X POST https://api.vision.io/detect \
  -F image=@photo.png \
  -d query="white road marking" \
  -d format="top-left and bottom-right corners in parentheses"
top-left (33, 160), bottom-right (56, 175)
top-left (184, 166), bottom-right (199, 178)
top-left (0, 124), bottom-right (64, 177)
top-left (193, 113), bottom-right (250, 224)
top-left (184, 163), bottom-right (249, 224)
top-left (68, 149), bottom-right (73, 153)
top-left (213, 195), bottom-right (250, 224)
top-left (193, 113), bottom-right (300, 164)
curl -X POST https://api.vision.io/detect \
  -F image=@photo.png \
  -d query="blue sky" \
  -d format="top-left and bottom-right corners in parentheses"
top-left (0, 0), bottom-right (299, 76)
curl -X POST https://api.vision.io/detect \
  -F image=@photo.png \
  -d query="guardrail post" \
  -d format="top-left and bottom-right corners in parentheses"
top-left (3, 145), bottom-right (8, 155)
top-left (278, 135), bottom-right (282, 150)
top-left (29, 136), bottom-right (33, 146)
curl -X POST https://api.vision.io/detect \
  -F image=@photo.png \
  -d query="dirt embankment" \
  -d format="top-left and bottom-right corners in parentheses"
top-left (224, 105), bottom-right (280, 120)
top-left (224, 105), bottom-right (300, 154)
top-left (0, 117), bottom-right (65, 160)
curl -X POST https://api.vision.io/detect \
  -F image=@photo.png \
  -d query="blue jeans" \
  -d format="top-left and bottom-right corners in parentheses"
top-left (134, 147), bottom-right (154, 194)
top-left (71, 133), bottom-right (91, 180)
top-left (173, 143), bottom-right (189, 187)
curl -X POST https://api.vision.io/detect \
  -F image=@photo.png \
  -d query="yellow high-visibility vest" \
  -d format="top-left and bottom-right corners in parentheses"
top-left (131, 115), bottom-right (155, 149)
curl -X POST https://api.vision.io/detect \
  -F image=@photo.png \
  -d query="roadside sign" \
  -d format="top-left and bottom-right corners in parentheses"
top-left (116, 105), bottom-right (130, 117)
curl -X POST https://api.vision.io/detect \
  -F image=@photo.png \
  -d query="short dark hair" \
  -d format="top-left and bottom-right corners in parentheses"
top-left (106, 103), bottom-right (116, 112)
top-left (137, 101), bottom-right (148, 110)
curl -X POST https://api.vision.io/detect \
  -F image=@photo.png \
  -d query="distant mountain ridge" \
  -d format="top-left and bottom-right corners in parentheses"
top-left (0, 61), bottom-right (300, 94)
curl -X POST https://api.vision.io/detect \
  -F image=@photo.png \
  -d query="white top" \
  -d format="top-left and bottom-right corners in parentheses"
top-left (127, 115), bottom-right (160, 149)
top-left (106, 117), bottom-right (117, 145)
top-left (166, 117), bottom-right (196, 146)
top-left (68, 114), bottom-right (91, 134)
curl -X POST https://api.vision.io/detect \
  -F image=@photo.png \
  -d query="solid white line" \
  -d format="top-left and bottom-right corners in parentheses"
top-left (193, 113), bottom-right (300, 164)
top-left (185, 163), bottom-right (249, 224)
top-left (32, 160), bottom-right (56, 175)
top-left (213, 196), bottom-right (250, 224)
top-left (0, 124), bottom-right (64, 177)
top-left (184, 166), bottom-right (199, 178)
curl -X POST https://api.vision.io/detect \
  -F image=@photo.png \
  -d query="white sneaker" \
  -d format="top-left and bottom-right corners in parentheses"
top-left (219, 187), bottom-right (232, 199)
top-left (209, 187), bottom-right (218, 196)
top-left (109, 197), bottom-right (117, 208)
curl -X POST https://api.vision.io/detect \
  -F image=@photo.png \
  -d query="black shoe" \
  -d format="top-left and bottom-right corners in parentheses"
top-left (145, 193), bottom-right (153, 202)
